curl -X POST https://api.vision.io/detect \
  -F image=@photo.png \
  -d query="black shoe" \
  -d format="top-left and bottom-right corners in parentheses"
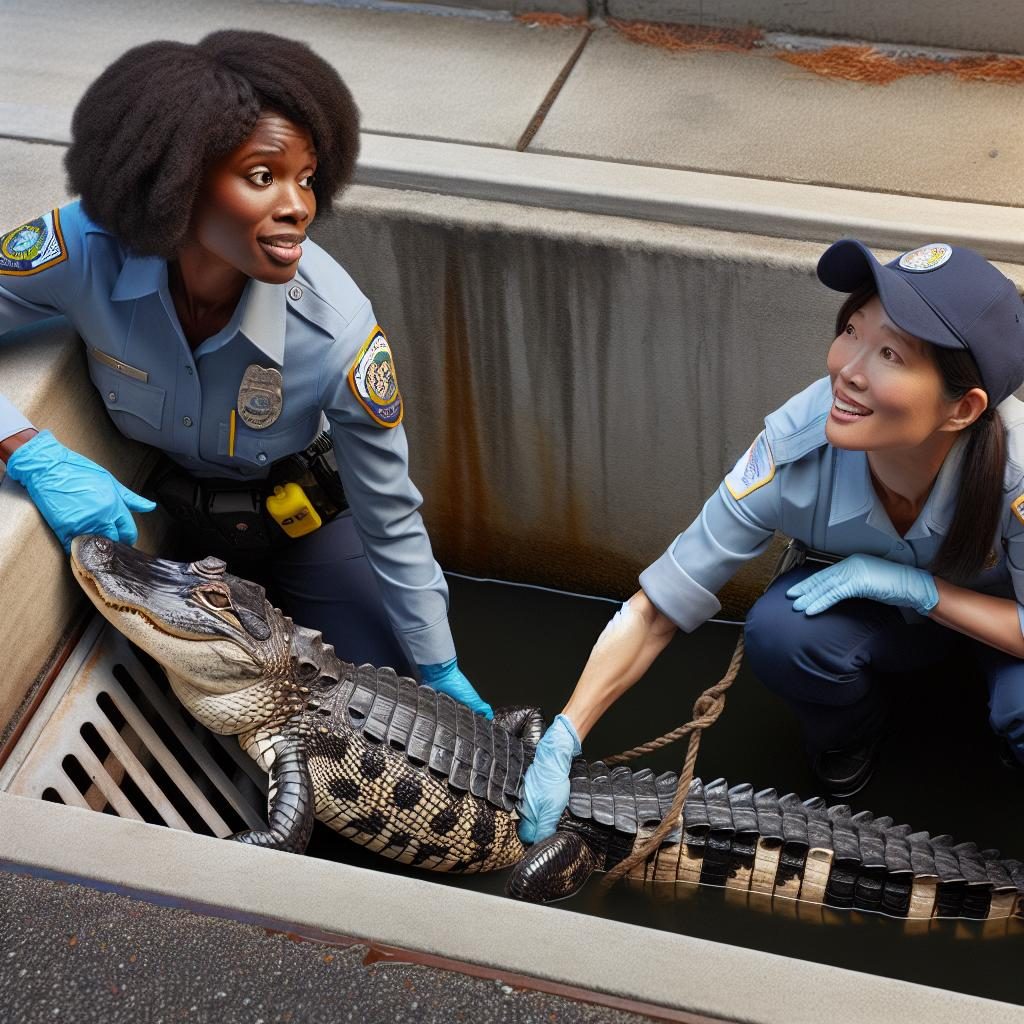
top-left (812, 738), bottom-right (880, 800)
top-left (997, 738), bottom-right (1024, 772)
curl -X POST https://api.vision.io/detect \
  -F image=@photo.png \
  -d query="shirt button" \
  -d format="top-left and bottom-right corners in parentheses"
top-left (895, 542), bottom-right (904, 551)
top-left (107, 391), bottom-right (117, 402)
top-left (257, 452), bottom-right (268, 464)
top-left (186, 366), bottom-right (194, 376)
top-left (182, 416), bottom-right (193, 428)
top-left (288, 285), bottom-right (303, 301)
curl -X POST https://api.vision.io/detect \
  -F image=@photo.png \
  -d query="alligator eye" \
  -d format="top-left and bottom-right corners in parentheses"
top-left (197, 588), bottom-right (231, 609)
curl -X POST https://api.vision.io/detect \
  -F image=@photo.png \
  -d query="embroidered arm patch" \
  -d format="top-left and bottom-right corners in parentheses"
top-left (0, 209), bottom-right (67, 276)
top-left (725, 432), bottom-right (775, 500)
top-left (348, 325), bottom-right (403, 428)
top-left (1011, 492), bottom-right (1024, 527)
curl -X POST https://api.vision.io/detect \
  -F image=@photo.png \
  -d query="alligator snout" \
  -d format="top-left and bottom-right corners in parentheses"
top-left (70, 534), bottom-right (115, 571)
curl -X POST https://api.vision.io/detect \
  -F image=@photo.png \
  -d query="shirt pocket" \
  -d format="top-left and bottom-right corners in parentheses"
top-left (219, 412), bottom-right (321, 468)
top-left (86, 350), bottom-right (166, 440)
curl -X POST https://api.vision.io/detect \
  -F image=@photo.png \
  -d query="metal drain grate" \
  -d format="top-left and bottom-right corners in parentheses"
top-left (0, 617), bottom-right (266, 836)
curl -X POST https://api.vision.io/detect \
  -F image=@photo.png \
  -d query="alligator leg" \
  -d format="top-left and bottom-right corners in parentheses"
top-left (230, 736), bottom-right (315, 854)
top-left (505, 831), bottom-right (601, 903)
top-left (492, 706), bottom-right (547, 747)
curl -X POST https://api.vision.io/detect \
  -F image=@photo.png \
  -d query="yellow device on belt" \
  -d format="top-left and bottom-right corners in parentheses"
top-left (266, 483), bottom-right (322, 538)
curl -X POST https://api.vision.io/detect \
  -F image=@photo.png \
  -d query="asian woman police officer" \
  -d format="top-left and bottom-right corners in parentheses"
top-left (0, 31), bottom-right (492, 718)
top-left (519, 238), bottom-right (1024, 843)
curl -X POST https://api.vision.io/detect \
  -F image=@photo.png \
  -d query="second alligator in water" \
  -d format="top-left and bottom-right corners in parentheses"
top-left (70, 534), bottom-right (1024, 922)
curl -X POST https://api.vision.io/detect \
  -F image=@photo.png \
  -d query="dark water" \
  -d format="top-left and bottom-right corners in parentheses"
top-left (306, 574), bottom-right (1024, 1005)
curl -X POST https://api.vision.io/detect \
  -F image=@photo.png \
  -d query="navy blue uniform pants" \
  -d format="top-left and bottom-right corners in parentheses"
top-left (745, 565), bottom-right (1024, 762)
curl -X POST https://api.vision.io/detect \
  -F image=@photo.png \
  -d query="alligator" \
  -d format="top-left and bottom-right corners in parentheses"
top-left (70, 534), bottom-right (1024, 922)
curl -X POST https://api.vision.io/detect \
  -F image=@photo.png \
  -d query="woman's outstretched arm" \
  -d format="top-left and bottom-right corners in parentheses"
top-left (562, 590), bottom-right (678, 740)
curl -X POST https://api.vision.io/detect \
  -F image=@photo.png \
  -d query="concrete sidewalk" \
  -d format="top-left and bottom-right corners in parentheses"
top-left (3, 0), bottom-right (1023, 208)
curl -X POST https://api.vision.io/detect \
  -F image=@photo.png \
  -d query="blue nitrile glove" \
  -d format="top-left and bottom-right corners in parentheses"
top-left (787, 553), bottom-right (938, 617)
top-left (5, 430), bottom-right (156, 553)
top-left (417, 657), bottom-right (494, 719)
top-left (517, 714), bottom-right (581, 844)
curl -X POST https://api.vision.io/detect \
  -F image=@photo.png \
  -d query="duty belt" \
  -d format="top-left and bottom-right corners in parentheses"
top-left (149, 431), bottom-right (348, 552)
top-left (769, 538), bottom-right (842, 585)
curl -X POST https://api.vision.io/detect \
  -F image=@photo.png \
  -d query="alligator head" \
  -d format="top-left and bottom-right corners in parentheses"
top-left (70, 535), bottom-right (306, 731)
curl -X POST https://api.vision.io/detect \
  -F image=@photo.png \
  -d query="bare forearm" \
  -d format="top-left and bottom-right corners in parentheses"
top-left (929, 578), bottom-right (1024, 658)
top-left (0, 428), bottom-right (38, 462)
top-left (562, 590), bottom-right (678, 741)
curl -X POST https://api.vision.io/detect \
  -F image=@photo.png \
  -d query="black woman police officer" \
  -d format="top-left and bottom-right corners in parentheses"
top-left (0, 31), bottom-right (492, 717)
top-left (519, 240), bottom-right (1024, 842)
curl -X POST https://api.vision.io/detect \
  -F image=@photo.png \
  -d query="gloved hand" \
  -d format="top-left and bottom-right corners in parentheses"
top-left (517, 714), bottom-right (581, 844)
top-left (417, 657), bottom-right (494, 719)
top-left (5, 430), bottom-right (156, 553)
top-left (787, 553), bottom-right (938, 617)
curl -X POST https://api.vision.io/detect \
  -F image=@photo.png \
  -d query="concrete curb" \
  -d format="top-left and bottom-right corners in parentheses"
top-left (0, 792), bottom-right (1020, 1024)
top-left (354, 135), bottom-right (1024, 263)
top-left (5, 116), bottom-right (1024, 265)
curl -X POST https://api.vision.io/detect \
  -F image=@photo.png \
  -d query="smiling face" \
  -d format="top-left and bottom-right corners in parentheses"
top-left (824, 295), bottom-right (968, 452)
top-left (190, 111), bottom-right (318, 284)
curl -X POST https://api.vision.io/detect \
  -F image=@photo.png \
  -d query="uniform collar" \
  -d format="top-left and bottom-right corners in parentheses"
top-left (111, 256), bottom-right (286, 365)
top-left (827, 436), bottom-right (966, 538)
top-left (828, 448), bottom-right (873, 526)
top-left (238, 279), bottom-right (286, 366)
top-left (111, 254), bottom-right (164, 300)
top-left (911, 433), bottom-right (967, 539)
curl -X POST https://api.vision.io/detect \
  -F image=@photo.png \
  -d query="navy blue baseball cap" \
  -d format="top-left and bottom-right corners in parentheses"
top-left (817, 240), bottom-right (1024, 408)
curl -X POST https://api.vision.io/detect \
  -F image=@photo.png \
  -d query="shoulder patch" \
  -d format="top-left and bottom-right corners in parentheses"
top-left (348, 325), bottom-right (403, 428)
top-left (1011, 492), bottom-right (1024, 527)
top-left (0, 209), bottom-right (67, 276)
top-left (725, 432), bottom-right (776, 500)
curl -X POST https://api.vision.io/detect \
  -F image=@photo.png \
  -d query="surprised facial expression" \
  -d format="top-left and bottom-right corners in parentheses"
top-left (192, 112), bottom-right (318, 285)
top-left (825, 296), bottom-right (957, 452)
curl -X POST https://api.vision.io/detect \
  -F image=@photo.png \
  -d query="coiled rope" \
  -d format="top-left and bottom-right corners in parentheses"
top-left (600, 632), bottom-right (745, 889)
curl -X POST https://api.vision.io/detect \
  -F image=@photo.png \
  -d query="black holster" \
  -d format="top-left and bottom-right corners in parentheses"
top-left (146, 431), bottom-right (348, 555)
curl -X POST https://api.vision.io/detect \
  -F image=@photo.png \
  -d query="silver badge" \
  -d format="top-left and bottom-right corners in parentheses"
top-left (237, 365), bottom-right (284, 429)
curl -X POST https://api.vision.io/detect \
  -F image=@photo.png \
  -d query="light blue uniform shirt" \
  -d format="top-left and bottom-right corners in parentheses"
top-left (0, 202), bottom-right (455, 664)
top-left (640, 376), bottom-right (1024, 634)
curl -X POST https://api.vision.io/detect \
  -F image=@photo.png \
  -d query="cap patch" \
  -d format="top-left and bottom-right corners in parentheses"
top-left (898, 243), bottom-right (952, 273)
top-left (725, 432), bottom-right (775, 500)
top-left (0, 209), bottom-right (67, 276)
top-left (348, 326), bottom-right (403, 428)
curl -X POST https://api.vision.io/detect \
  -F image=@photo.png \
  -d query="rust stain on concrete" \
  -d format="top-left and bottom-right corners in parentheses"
top-left (514, 16), bottom-right (1024, 86)
top-left (608, 19), bottom-right (762, 52)
top-left (434, 245), bottom-right (495, 568)
top-left (777, 46), bottom-right (1024, 85)
top-left (515, 12), bottom-right (588, 29)
top-left (430, 243), bottom-right (619, 598)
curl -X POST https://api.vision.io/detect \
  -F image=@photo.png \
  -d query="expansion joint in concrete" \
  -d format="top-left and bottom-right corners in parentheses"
top-left (516, 25), bottom-right (595, 151)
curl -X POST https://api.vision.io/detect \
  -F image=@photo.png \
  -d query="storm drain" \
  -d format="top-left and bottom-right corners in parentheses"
top-left (0, 617), bottom-right (266, 836)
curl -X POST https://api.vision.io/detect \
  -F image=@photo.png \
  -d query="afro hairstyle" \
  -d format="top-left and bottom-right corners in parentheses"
top-left (65, 30), bottom-right (360, 258)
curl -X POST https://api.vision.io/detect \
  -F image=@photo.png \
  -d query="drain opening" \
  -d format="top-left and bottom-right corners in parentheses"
top-left (2, 623), bottom-right (267, 838)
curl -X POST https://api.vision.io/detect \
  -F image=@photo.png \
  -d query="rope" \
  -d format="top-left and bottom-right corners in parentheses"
top-left (600, 632), bottom-right (744, 890)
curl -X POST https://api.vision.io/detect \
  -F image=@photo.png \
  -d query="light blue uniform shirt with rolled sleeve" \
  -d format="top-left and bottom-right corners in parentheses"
top-left (0, 201), bottom-right (455, 664)
top-left (640, 375), bottom-right (1024, 635)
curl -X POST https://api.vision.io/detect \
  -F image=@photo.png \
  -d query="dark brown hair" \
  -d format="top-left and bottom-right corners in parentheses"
top-left (835, 286), bottom-right (1005, 583)
top-left (65, 31), bottom-right (360, 258)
